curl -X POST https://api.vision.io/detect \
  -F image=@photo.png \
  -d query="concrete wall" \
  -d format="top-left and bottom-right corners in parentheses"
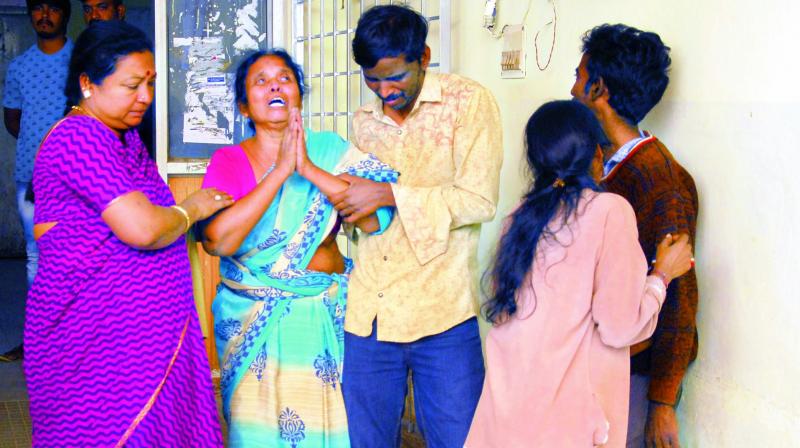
top-left (450, 0), bottom-right (799, 446)
top-left (0, 11), bottom-right (35, 256)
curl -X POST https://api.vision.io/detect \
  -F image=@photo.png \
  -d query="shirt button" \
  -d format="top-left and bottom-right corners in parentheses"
top-left (383, 256), bottom-right (388, 261)
top-left (378, 292), bottom-right (384, 298)
top-left (396, 129), bottom-right (403, 135)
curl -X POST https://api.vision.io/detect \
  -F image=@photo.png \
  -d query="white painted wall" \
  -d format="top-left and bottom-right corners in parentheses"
top-left (451, 0), bottom-right (800, 446)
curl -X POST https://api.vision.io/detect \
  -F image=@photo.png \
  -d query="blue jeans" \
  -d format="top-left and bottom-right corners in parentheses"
top-left (626, 374), bottom-right (650, 448)
top-left (342, 318), bottom-right (485, 448)
top-left (15, 181), bottom-right (37, 286)
top-left (626, 374), bottom-right (684, 447)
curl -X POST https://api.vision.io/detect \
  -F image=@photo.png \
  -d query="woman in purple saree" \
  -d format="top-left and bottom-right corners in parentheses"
top-left (26, 21), bottom-right (230, 447)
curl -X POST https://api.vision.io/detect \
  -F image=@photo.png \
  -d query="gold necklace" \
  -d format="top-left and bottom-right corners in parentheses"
top-left (71, 104), bottom-right (100, 120)
top-left (71, 104), bottom-right (120, 137)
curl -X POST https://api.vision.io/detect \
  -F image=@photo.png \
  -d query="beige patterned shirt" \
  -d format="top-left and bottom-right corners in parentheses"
top-left (345, 72), bottom-right (503, 342)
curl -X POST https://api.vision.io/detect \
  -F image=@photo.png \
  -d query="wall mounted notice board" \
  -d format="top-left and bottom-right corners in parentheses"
top-left (167, 0), bottom-right (271, 159)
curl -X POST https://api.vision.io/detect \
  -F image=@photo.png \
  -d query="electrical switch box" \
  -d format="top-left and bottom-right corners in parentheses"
top-left (501, 24), bottom-right (525, 79)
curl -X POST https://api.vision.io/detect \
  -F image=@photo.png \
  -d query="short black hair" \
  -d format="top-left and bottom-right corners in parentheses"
top-left (352, 4), bottom-right (428, 69)
top-left (581, 24), bottom-right (671, 125)
top-left (26, 0), bottom-right (71, 23)
top-left (65, 20), bottom-right (152, 111)
top-left (234, 49), bottom-right (306, 131)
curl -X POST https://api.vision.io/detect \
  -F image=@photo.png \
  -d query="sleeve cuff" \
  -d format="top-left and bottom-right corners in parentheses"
top-left (369, 206), bottom-right (394, 235)
top-left (645, 275), bottom-right (667, 304)
top-left (647, 377), bottom-right (683, 406)
top-left (391, 183), bottom-right (451, 265)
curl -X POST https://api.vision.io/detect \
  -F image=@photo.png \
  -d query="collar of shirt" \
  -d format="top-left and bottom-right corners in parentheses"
top-left (603, 130), bottom-right (650, 176)
top-left (33, 38), bottom-right (73, 57)
top-left (362, 72), bottom-right (443, 125)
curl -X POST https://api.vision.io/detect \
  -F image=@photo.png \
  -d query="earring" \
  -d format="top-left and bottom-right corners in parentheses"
top-left (82, 89), bottom-right (91, 99)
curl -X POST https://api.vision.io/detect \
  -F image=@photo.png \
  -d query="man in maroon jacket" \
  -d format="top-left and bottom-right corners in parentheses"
top-left (571, 24), bottom-right (699, 448)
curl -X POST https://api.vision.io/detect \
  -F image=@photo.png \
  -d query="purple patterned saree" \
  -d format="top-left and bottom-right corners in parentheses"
top-left (27, 116), bottom-right (222, 447)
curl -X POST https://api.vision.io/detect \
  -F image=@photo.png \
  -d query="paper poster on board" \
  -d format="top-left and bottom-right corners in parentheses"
top-left (167, 0), bottom-right (267, 158)
top-left (174, 37), bottom-right (234, 145)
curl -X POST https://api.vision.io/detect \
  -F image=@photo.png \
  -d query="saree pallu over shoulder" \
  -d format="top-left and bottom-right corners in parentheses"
top-left (210, 130), bottom-right (397, 447)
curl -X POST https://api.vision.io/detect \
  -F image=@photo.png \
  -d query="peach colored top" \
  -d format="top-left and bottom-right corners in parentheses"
top-left (466, 192), bottom-right (667, 448)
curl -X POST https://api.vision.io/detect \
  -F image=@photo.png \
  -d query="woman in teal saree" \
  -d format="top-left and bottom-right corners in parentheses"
top-left (201, 50), bottom-right (396, 447)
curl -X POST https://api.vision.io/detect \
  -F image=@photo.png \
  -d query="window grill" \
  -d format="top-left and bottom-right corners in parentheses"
top-left (289, 0), bottom-right (450, 137)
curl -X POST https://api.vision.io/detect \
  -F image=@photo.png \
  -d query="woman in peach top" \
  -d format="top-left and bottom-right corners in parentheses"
top-left (466, 101), bottom-right (692, 447)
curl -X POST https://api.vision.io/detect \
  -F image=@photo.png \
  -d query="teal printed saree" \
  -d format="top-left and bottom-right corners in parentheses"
top-left (210, 130), bottom-right (397, 447)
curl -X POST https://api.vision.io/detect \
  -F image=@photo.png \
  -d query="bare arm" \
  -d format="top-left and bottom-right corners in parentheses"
top-left (4, 108), bottom-right (20, 139)
top-left (291, 109), bottom-right (381, 233)
top-left (102, 188), bottom-right (233, 250)
top-left (202, 164), bottom-right (292, 256)
top-left (203, 126), bottom-right (299, 256)
top-left (329, 174), bottom-right (395, 219)
top-left (301, 166), bottom-right (380, 233)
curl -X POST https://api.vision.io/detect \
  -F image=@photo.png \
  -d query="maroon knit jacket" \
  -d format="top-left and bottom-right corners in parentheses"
top-left (602, 136), bottom-right (699, 405)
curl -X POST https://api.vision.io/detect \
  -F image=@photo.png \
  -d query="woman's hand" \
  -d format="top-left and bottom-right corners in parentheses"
top-left (274, 115), bottom-right (297, 177)
top-left (652, 234), bottom-right (693, 284)
top-left (292, 108), bottom-right (315, 177)
top-left (180, 188), bottom-right (234, 223)
top-left (102, 188), bottom-right (232, 250)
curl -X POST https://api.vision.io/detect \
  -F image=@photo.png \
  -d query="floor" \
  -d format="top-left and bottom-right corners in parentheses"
top-left (0, 258), bottom-right (426, 447)
top-left (0, 259), bottom-right (30, 448)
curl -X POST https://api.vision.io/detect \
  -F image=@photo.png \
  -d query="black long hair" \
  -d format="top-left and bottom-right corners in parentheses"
top-left (483, 100), bottom-right (608, 324)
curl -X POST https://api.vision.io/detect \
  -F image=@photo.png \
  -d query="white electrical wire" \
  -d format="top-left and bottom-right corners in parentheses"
top-left (486, 0), bottom-right (534, 39)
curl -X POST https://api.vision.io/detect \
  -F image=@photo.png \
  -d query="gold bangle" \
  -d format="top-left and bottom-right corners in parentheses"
top-left (170, 205), bottom-right (191, 234)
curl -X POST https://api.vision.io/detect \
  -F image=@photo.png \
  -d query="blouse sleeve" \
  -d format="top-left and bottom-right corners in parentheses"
top-left (52, 118), bottom-right (137, 212)
top-left (591, 195), bottom-right (668, 349)
top-left (202, 147), bottom-right (250, 200)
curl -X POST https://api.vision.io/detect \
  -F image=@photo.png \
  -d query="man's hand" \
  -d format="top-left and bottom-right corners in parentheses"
top-left (646, 403), bottom-right (681, 448)
top-left (330, 173), bottom-right (394, 222)
top-left (4, 108), bottom-right (21, 139)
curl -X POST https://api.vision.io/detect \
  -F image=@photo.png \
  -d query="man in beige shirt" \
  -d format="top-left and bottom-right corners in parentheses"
top-left (329, 5), bottom-right (503, 447)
